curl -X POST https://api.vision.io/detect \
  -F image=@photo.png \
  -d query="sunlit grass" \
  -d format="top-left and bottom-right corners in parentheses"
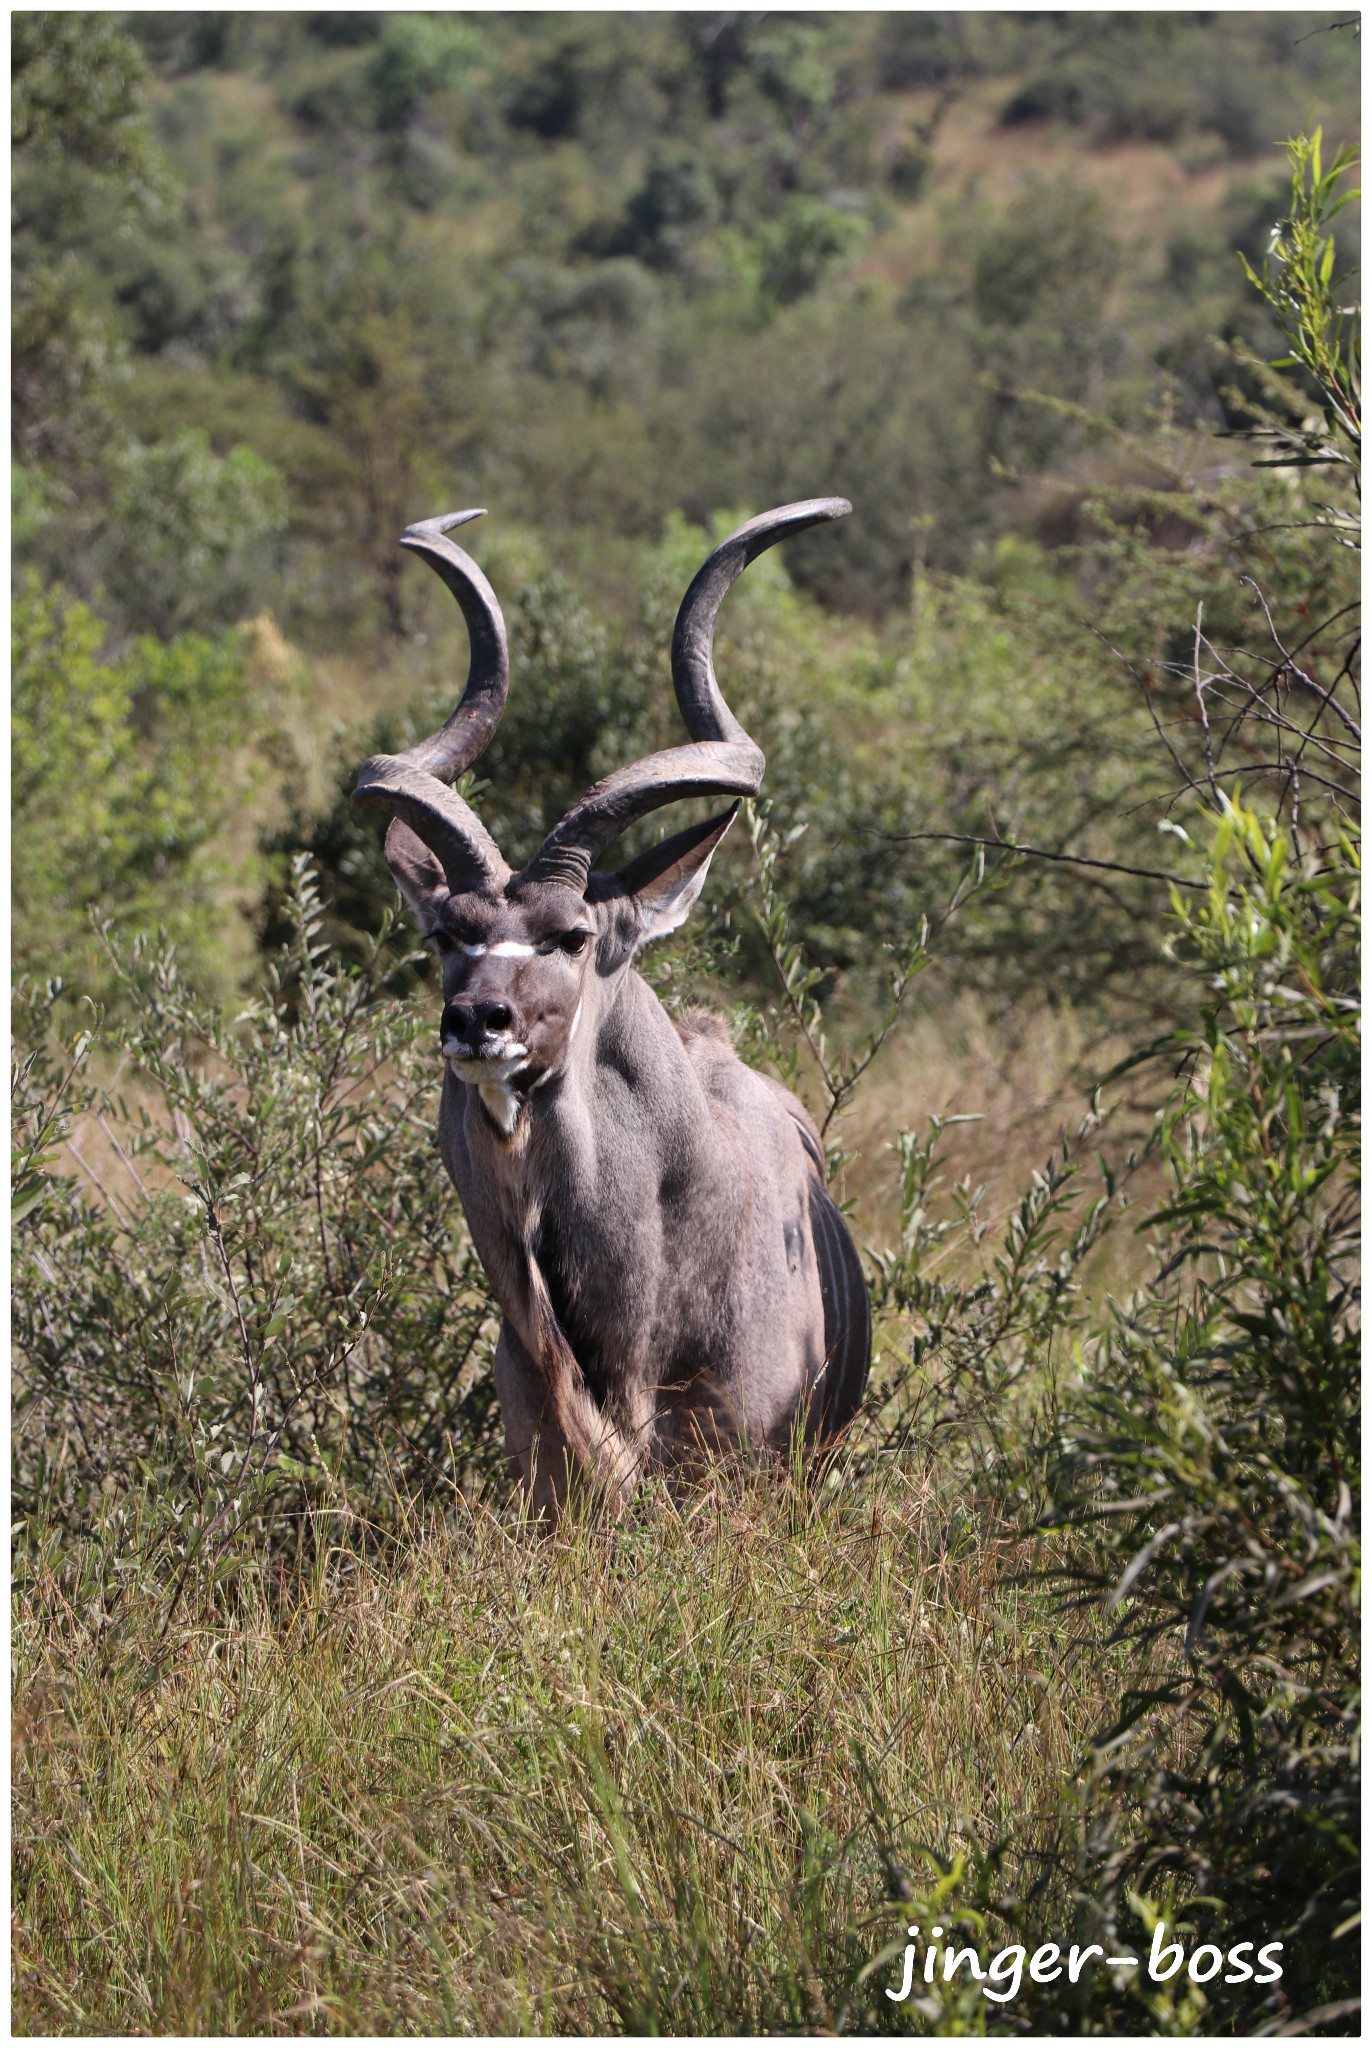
top-left (13, 1458), bottom-right (1119, 2035)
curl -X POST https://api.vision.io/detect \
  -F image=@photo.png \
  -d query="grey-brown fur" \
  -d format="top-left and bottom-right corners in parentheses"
top-left (354, 501), bottom-right (870, 1518)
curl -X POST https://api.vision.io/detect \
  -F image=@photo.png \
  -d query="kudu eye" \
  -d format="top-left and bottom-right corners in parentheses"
top-left (558, 929), bottom-right (590, 957)
top-left (432, 931), bottom-right (455, 955)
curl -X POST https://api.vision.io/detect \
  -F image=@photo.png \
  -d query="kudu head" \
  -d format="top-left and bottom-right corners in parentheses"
top-left (353, 499), bottom-right (851, 1131)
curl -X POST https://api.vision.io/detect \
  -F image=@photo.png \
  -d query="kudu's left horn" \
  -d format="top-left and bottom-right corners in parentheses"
top-left (525, 497), bottom-right (851, 891)
top-left (351, 510), bottom-right (511, 889)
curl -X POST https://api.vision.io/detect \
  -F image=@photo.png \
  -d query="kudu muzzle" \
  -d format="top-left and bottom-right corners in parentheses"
top-left (440, 996), bottom-right (519, 1060)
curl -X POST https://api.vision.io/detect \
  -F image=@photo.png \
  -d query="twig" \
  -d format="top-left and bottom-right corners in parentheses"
top-left (1193, 604), bottom-right (1222, 809)
top-left (852, 829), bottom-right (1206, 891)
top-left (1241, 577), bottom-right (1362, 742)
top-left (1292, 17), bottom-right (1358, 44)
top-left (1086, 622), bottom-right (1195, 789)
top-left (63, 1138), bottom-right (134, 1232)
top-left (95, 1111), bottom-right (152, 1205)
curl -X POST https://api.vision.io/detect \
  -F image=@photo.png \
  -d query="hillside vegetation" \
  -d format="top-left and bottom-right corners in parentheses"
top-left (12, 11), bottom-right (1359, 1008)
top-left (11, 13), bottom-right (1361, 2037)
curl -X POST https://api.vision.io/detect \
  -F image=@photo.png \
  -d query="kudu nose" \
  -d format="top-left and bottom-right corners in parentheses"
top-left (441, 998), bottom-right (514, 1044)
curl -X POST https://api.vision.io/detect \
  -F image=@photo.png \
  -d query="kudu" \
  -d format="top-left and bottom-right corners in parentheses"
top-left (353, 500), bottom-right (870, 1516)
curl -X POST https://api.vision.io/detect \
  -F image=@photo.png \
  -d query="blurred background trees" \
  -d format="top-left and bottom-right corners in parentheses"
top-left (11, 9), bottom-right (1358, 1027)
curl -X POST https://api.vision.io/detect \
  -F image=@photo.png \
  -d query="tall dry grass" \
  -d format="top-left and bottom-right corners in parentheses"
top-left (13, 1459), bottom-right (1121, 2035)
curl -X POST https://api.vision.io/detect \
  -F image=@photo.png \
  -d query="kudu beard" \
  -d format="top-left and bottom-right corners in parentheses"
top-left (350, 500), bottom-right (872, 1517)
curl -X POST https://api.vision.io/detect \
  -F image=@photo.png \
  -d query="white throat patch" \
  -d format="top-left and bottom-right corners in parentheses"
top-left (477, 1078), bottom-right (523, 1135)
top-left (443, 1041), bottom-right (530, 1138)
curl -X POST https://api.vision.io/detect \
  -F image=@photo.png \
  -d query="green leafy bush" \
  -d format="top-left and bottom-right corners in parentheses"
top-left (12, 579), bottom-right (254, 994)
top-left (13, 860), bottom-right (501, 1605)
top-left (1038, 133), bottom-right (1360, 2033)
top-left (1044, 805), bottom-right (1360, 2028)
top-left (860, 136), bottom-right (1361, 2030)
top-left (364, 12), bottom-right (486, 132)
top-left (758, 196), bottom-right (868, 307)
top-left (96, 430), bottom-right (287, 638)
top-left (11, 13), bottom-right (153, 469)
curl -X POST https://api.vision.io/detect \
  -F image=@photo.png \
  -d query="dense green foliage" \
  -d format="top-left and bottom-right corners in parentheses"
top-left (11, 11), bottom-right (1359, 1014)
top-left (1055, 809), bottom-right (1360, 2028)
top-left (13, 864), bottom-right (501, 1581)
top-left (12, 578), bottom-right (254, 991)
top-left (10, 12), bottom-right (1360, 2037)
top-left (11, 8), bottom-right (1359, 630)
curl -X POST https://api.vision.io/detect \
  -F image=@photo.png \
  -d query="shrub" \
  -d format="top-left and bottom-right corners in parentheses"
top-left (1045, 804), bottom-right (1360, 2028)
top-left (759, 196), bottom-right (868, 307)
top-left (364, 12), bottom-right (485, 132)
top-left (96, 429), bottom-right (287, 638)
top-left (11, 578), bottom-right (255, 995)
top-left (1036, 132), bottom-right (1362, 2033)
top-left (875, 13), bottom-right (981, 91)
top-left (591, 142), bottom-right (719, 273)
top-left (12, 860), bottom-right (502, 1606)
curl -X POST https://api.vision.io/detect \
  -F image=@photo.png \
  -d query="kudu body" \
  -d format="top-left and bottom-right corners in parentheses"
top-left (353, 501), bottom-right (870, 1516)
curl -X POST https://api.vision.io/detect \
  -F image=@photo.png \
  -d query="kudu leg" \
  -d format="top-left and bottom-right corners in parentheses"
top-left (492, 1324), bottom-right (644, 1523)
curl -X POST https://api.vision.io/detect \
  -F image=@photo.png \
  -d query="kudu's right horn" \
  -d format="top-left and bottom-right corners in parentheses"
top-left (525, 496), bottom-right (851, 891)
top-left (352, 509), bottom-right (512, 890)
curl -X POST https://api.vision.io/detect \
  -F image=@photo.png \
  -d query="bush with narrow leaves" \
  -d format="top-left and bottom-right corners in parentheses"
top-left (13, 858), bottom-right (501, 1611)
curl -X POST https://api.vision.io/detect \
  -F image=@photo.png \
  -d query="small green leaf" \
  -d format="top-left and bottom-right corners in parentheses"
top-left (11, 1179), bottom-right (48, 1224)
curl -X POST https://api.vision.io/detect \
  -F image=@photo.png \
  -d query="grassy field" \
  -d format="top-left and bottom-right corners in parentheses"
top-left (13, 1456), bottom-right (1127, 2035)
top-left (15, 982), bottom-right (1145, 2032)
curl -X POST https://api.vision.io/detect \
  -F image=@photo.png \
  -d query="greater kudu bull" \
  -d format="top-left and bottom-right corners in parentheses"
top-left (353, 500), bottom-right (870, 1515)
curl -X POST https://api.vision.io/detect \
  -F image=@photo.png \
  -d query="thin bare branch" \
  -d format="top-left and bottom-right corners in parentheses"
top-left (855, 829), bottom-right (1207, 891)
top-left (1241, 577), bottom-right (1362, 741)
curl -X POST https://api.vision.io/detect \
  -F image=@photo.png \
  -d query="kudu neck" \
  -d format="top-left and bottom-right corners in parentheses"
top-left (565, 961), bottom-right (692, 1099)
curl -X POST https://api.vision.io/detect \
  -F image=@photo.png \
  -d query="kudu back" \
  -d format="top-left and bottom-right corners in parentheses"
top-left (353, 501), bottom-right (870, 1516)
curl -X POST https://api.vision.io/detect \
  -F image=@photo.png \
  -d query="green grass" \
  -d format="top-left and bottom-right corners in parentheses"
top-left (12, 1458), bottom-right (1117, 2034)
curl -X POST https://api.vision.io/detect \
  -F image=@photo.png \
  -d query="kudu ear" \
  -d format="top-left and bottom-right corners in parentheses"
top-left (384, 817), bottom-right (449, 930)
top-left (613, 805), bottom-right (739, 947)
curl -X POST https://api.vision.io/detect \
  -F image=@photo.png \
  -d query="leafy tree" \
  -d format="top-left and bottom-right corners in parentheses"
top-left (93, 431), bottom-right (286, 640)
top-left (364, 11), bottom-right (486, 133)
top-left (758, 196), bottom-right (867, 307)
top-left (11, 12), bottom-right (157, 466)
top-left (743, 20), bottom-right (837, 131)
top-left (12, 579), bottom-right (253, 993)
top-left (252, 251), bottom-right (483, 635)
top-left (971, 178), bottom-right (1122, 475)
top-left (11, 259), bottom-right (128, 470)
top-left (604, 142), bottom-right (719, 273)
top-left (11, 11), bottom-right (152, 172)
